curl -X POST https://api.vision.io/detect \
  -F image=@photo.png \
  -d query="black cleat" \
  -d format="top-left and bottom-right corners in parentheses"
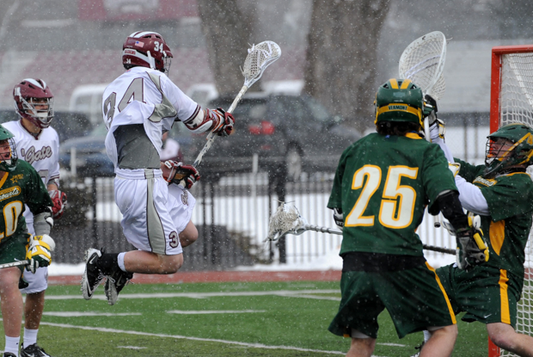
top-left (21, 343), bottom-right (52, 357)
top-left (81, 248), bottom-right (105, 300)
top-left (104, 267), bottom-right (133, 305)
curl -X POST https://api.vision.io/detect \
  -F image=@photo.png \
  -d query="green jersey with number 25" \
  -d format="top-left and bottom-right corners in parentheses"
top-left (328, 132), bottom-right (457, 257)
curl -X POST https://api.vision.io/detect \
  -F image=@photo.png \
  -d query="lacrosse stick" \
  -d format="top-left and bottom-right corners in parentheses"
top-left (192, 41), bottom-right (281, 168)
top-left (399, 31), bottom-right (447, 227)
top-left (267, 203), bottom-right (456, 255)
top-left (0, 260), bottom-right (29, 270)
top-left (399, 31), bottom-right (447, 142)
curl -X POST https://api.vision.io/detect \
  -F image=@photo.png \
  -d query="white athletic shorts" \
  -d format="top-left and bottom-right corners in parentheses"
top-left (20, 267), bottom-right (48, 294)
top-left (20, 216), bottom-right (48, 294)
top-left (114, 168), bottom-right (195, 255)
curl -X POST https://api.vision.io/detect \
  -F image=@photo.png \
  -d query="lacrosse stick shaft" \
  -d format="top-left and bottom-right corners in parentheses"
top-left (192, 85), bottom-right (249, 168)
top-left (0, 260), bottom-right (29, 270)
top-left (302, 225), bottom-right (454, 255)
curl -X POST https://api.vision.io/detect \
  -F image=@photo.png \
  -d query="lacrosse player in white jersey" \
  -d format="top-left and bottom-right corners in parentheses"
top-left (3, 78), bottom-right (66, 357)
top-left (81, 30), bottom-right (235, 305)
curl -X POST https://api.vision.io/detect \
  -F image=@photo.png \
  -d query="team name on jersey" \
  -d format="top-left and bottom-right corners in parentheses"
top-left (21, 145), bottom-right (52, 165)
top-left (473, 176), bottom-right (496, 187)
top-left (0, 186), bottom-right (21, 202)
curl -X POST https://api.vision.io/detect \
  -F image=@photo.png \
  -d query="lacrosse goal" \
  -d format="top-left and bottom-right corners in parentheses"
top-left (489, 44), bottom-right (533, 357)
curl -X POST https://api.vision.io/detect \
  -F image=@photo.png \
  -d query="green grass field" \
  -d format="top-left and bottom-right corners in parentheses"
top-left (1, 281), bottom-right (489, 356)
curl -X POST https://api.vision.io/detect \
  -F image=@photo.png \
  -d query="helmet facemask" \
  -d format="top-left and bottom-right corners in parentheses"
top-left (18, 96), bottom-right (54, 128)
top-left (484, 132), bottom-right (533, 178)
top-left (0, 138), bottom-right (18, 172)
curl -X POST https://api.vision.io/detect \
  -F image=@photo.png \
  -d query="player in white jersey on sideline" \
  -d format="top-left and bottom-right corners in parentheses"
top-left (81, 30), bottom-right (235, 305)
top-left (3, 78), bottom-right (67, 357)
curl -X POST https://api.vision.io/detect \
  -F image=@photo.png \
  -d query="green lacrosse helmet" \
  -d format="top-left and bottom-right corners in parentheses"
top-left (374, 78), bottom-right (424, 127)
top-left (484, 123), bottom-right (533, 178)
top-left (0, 125), bottom-right (17, 172)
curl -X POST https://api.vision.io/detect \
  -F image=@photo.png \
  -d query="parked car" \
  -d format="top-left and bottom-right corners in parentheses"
top-left (0, 109), bottom-right (93, 143)
top-left (59, 123), bottom-right (114, 177)
top-left (195, 93), bottom-right (362, 181)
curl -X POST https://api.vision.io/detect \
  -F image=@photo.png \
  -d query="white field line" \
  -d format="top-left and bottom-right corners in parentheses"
top-left (35, 321), bottom-right (348, 356)
top-left (167, 310), bottom-right (266, 314)
top-left (44, 289), bottom-right (341, 301)
top-left (43, 312), bottom-right (142, 317)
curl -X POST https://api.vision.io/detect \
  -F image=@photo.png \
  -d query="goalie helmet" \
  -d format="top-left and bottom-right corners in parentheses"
top-left (13, 78), bottom-right (54, 129)
top-left (484, 123), bottom-right (533, 178)
top-left (374, 78), bottom-right (424, 127)
top-left (122, 31), bottom-right (173, 73)
top-left (0, 125), bottom-right (18, 172)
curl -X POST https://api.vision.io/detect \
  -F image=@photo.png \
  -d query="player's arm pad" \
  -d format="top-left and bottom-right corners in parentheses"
top-left (432, 190), bottom-right (469, 229)
top-left (33, 210), bottom-right (53, 236)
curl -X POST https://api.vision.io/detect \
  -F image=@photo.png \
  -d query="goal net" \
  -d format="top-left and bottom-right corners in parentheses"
top-left (489, 44), bottom-right (533, 357)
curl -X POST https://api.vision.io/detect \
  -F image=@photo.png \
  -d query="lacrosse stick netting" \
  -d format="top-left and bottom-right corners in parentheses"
top-left (266, 203), bottom-right (341, 242)
top-left (192, 41), bottom-right (281, 168)
top-left (399, 31), bottom-right (447, 100)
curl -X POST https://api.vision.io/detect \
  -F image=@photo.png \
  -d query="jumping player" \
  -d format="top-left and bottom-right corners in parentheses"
top-left (81, 31), bottom-right (235, 305)
top-left (3, 78), bottom-right (66, 357)
top-left (0, 124), bottom-right (55, 357)
top-left (327, 79), bottom-right (488, 357)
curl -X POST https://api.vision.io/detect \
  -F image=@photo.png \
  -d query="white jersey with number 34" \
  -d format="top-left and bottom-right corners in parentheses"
top-left (101, 66), bottom-right (198, 170)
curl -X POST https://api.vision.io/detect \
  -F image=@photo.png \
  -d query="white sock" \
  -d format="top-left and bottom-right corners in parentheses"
top-left (23, 328), bottom-right (38, 348)
top-left (5, 335), bottom-right (20, 355)
top-left (423, 329), bottom-right (431, 342)
top-left (117, 252), bottom-right (127, 272)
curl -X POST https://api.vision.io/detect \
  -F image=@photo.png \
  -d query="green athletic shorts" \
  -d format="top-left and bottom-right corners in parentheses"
top-left (329, 262), bottom-right (456, 339)
top-left (0, 233), bottom-right (30, 272)
top-left (436, 264), bottom-right (522, 327)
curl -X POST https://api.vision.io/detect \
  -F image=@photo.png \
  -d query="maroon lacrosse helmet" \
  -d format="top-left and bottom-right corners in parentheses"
top-left (122, 31), bottom-right (173, 73)
top-left (13, 78), bottom-right (54, 129)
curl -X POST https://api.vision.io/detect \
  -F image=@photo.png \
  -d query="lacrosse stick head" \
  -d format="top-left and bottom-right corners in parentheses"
top-left (266, 203), bottom-right (307, 241)
top-left (242, 41), bottom-right (281, 88)
top-left (399, 31), bottom-right (447, 100)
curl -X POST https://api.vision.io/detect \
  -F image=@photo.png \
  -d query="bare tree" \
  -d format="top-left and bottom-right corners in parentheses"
top-left (196, 0), bottom-right (254, 97)
top-left (303, 0), bottom-right (391, 132)
top-left (0, 0), bottom-right (19, 41)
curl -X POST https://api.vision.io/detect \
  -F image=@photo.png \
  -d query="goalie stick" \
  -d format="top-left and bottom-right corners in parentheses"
top-left (266, 203), bottom-right (456, 255)
top-left (399, 31), bottom-right (447, 227)
top-left (398, 30), bottom-right (447, 142)
top-left (192, 41), bottom-right (281, 169)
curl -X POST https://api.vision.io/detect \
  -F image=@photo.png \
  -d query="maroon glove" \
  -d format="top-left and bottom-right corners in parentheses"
top-left (163, 160), bottom-right (201, 189)
top-left (48, 189), bottom-right (67, 219)
top-left (208, 107), bottom-right (235, 136)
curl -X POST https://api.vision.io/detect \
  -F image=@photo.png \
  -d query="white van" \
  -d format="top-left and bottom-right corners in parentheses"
top-left (69, 84), bottom-right (108, 126)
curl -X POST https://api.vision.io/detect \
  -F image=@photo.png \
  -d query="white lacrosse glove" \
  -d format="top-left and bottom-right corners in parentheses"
top-left (25, 234), bottom-right (55, 273)
top-left (430, 118), bottom-right (446, 141)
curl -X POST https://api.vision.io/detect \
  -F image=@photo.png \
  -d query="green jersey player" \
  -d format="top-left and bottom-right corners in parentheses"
top-left (0, 125), bottom-right (54, 357)
top-left (428, 113), bottom-right (533, 356)
top-left (327, 79), bottom-right (488, 357)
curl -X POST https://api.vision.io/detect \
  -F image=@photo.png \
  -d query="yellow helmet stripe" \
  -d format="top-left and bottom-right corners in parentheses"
top-left (376, 103), bottom-right (422, 119)
top-left (389, 79), bottom-right (399, 89)
top-left (400, 79), bottom-right (412, 89)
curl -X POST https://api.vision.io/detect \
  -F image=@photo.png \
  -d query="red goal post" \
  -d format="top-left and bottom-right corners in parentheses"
top-left (489, 44), bottom-right (533, 357)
